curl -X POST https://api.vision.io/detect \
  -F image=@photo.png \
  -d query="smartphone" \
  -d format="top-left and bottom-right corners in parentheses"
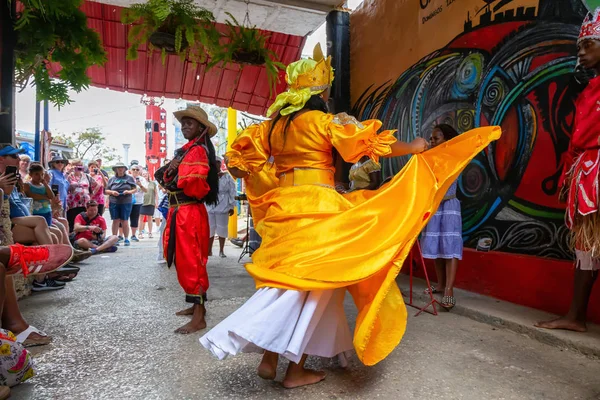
top-left (4, 166), bottom-right (17, 176)
top-left (51, 184), bottom-right (59, 196)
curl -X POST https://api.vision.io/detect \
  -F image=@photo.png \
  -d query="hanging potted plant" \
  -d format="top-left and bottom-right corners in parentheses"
top-left (208, 13), bottom-right (285, 97)
top-left (121, 0), bottom-right (219, 64)
top-left (12, 0), bottom-right (107, 108)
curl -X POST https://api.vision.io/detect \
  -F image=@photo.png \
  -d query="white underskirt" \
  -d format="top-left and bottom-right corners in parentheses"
top-left (200, 287), bottom-right (354, 364)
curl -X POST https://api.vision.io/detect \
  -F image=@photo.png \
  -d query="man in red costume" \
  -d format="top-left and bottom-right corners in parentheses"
top-left (156, 105), bottom-right (219, 334)
top-left (536, 9), bottom-right (600, 332)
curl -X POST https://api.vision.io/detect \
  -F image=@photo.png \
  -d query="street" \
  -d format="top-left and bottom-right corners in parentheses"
top-left (11, 238), bottom-right (600, 400)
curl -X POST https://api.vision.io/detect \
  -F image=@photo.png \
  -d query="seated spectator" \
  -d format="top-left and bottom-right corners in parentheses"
top-left (73, 200), bottom-right (118, 254)
top-left (0, 144), bottom-right (77, 351)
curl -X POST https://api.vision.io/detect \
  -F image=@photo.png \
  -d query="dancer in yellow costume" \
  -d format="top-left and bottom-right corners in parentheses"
top-left (200, 45), bottom-right (501, 388)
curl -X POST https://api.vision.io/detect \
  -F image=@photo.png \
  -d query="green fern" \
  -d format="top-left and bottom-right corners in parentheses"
top-left (122, 0), bottom-right (216, 63)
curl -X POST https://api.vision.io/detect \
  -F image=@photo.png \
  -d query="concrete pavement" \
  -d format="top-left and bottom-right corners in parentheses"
top-left (10, 238), bottom-right (600, 400)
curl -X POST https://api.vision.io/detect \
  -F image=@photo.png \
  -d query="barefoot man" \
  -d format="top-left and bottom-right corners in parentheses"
top-left (155, 105), bottom-right (220, 334)
top-left (536, 9), bottom-right (600, 332)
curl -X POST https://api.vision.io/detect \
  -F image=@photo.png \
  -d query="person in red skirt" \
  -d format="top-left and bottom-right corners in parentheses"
top-left (156, 105), bottom-right (219, 334)
top-left (536, 8), bottom-right (600, 332)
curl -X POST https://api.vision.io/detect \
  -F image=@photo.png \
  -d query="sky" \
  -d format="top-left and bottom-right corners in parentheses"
top-left (15, 0), bottom-right (364, 165)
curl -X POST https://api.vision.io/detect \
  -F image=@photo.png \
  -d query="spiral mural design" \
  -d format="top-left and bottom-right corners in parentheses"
top-left (483, 78), bottom-right (505, 108)
top-left (352, 0), bottom-right (587, 259)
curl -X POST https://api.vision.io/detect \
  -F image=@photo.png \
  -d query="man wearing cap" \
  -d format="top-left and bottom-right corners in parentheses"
top-left (48, 155), bottom-right (69, 217)
top-left (156, 104), bottom-right (220, 334)
top-left (73, 200), bottom-right (118, 254)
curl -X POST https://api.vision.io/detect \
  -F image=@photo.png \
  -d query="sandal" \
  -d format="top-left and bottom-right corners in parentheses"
top-left (441, 296), bottom-right (456, 310)
top-left (424, 286), bottom-right (441, 295)
top-left (15, 325), bottom-right (52, 347)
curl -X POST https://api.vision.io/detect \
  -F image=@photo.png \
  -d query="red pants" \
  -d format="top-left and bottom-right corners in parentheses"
top-left (163, 203), bottom-right (210, 302)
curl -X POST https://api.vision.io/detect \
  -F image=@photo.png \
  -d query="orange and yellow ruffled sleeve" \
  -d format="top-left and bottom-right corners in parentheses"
top-left (225, 122), bottom-right (271, 175)
top-left (327, 113), bottom-right (397, 164)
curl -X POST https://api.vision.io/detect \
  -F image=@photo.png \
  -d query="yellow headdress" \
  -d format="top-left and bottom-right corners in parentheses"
top-left (266, 44), bottom-right (334, 117)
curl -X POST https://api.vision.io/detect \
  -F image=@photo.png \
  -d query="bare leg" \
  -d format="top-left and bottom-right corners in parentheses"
top-left (208, 236), bottom-right (215, 256)
top-left (112, 220), bottom-right (120, 236)
top-left (218, 237), bottom-right (226, 257)
top-left (174, 303), bottom-right (207, 334)
top-left (121, 221), bottom-right (130, 239)
top-left (11, 216), bottom-right (52, 245)
top-left (138, 215), bottom-right (145, 236)
top-left (74, 239), bottom-right (97, 250)
top-left (433, 258), bottom-right (446, 292)
top-left (12, 225), bottom-right (50, 245)
top-left (535, 268), bottom-right (597, 332)
top-left (52, 220), bottom-right (71, 245)
top-left (2, 277), bottom-right (51, 345)
top-left (95, 236), bottom-right (119, 252)
top-left (49, 232), bottom-right (59, 244)
top-left (282, 354), bottom-right (326, 389)
top-left (56, 217), bottom-right (70, 233)
top-left (258, 351), bottom-right (279, 380)
top-left (175, 306), bottom-right (195, 316)
top-left (444, 258), bottom-right (459, 297)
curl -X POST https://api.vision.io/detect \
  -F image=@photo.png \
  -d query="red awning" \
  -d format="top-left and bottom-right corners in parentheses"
top-left (63, 2), bottom-right (306, 116)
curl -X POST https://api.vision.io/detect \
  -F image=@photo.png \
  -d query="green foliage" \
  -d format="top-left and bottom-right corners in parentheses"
top-left (122, 3), bottom-right (286, 96)
top-left (208, 13), bottom-right (285, 97)
top-left (12, 0), bottom-right (107, 109)
top-left (54, 127), bottom-right (120, 163)
top-left (121, 0), bottom-right (218, 64)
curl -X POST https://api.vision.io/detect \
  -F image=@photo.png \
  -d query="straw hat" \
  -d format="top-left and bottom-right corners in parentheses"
top-left (173, 105), bottom-right (218, 137)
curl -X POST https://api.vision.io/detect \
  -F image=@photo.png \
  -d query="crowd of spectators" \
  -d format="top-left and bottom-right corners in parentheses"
top-left (0, 147), bottom-right (165, 398)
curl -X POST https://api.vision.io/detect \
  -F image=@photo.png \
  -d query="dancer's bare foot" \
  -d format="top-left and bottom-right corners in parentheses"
top-left (174, 304), bottom-right (207, 334)
top-left (257, 351), bottom-right (279, 380)
top-left (282, 367), bottom-right (326, 389)
top-left (175, 306), bottom-right (194, 316)
top-left (534, 317), bottom-right (587, 332)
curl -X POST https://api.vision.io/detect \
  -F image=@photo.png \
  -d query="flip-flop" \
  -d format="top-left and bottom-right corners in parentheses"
top-left (15, 325), bottom-right (52, 347)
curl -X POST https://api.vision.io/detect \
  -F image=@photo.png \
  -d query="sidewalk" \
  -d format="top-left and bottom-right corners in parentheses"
top-left (397, 274), bottom-right (600, 359)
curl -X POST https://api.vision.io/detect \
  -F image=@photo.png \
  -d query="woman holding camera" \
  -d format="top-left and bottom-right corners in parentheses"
top-left (88, 161), bottom-right (107, 216)
top-left (66, 159), bottom-right (97, 232)
top-left (105, 162), bottom-right (136, 247)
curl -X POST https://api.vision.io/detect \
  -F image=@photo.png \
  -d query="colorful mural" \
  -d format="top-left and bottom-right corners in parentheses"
top-left (352, 0), bottom-right (589, 259)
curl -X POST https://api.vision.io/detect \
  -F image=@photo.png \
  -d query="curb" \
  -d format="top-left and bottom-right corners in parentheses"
top-left (396, 275), bottom-right (600, 360)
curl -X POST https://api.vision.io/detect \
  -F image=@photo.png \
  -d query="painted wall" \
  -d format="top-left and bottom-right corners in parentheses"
top-left (351, 0), bottom-right (589, 260)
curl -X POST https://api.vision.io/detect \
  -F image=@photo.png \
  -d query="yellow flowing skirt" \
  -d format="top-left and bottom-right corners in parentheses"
top-left (242, 126), bottom-right (501, 366)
